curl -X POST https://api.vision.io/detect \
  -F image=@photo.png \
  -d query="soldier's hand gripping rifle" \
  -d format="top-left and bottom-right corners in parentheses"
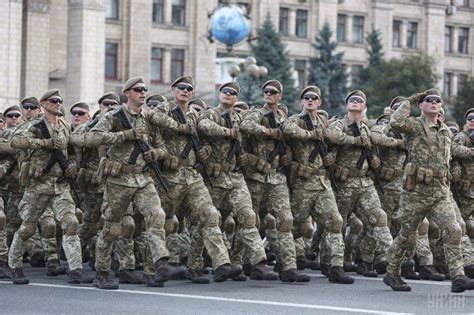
top-left (113, 108), bottom-right (168, 192)
top-left (349, 121), bottom-right (384, 194)
top-left (221, 110), bottom-right (242, 166)
top-left (35, 119), bottom-right (82, 206)
top-left (264, 110), bottom-right (287, 172)
top-left (300, 112), bottom-right (338, 192)
top-left (171, 105), bottom-right (214, 188)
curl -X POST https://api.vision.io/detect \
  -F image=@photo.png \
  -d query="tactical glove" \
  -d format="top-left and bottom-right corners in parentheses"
top-left (196, 146), bottom-right (211, 161)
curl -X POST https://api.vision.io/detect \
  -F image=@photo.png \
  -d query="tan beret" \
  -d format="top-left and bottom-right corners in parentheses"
top-left (234, 101), bottom-right (249, 111)
top-left (146, 94), bottom-right (168, 103)
top-left (219, 81), bottom-right (240, 94)
top-left (39, 89), bottom-right (61, 102)
top-left (262, 80), bottom-right (283, 94)
top-left (123, 76), bottom-right (145, 93)
top-left (3, 105), bottom-right (22, 116)
top-left (300, 86), bottom-right (321, 99)
top-left (21, 96), bottom-right (40, 107)
top-left (389, 96), bottom-right (406, 109)
top-left (376, 114), bottom-right (391, 125)
top-left (98, 92), bottom-right (120, 104)
top-left (424, 88), bottom-right (441, 97)
top-left (70, 102), bottom-right (90, 113)
top-left (446, 121), bottom-right (460, 130)
top-left (345, 90), bottom-right (366, 104)
top-left (464, 108), bottom-right (474, 119)
top-left (171, 76), bottom-right (195, 88)
top-left (188, 98), bottom-right (207, 109)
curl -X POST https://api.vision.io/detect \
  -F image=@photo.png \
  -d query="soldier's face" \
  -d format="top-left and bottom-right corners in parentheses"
top-left (466, 114), bottom-right (474, 130)
top-left (5, 111), bottom-right (22, 127)
top-left (220, 87), bottom-right (238, 107)
top-left (173, 84), bottom-right (194, 103)
top-left (126, 83), bottom-right (147, 106)
top-left (300, 93), bottom-right (321, 112)
top-left (22, 104), bottom-right (41, 120)
top-left (42, 97), bottom-right (64, 116)
top-left (419, 96), bottom-right (442, 117)
top-left (346, 96), bottom-right (366, 113)
top-left (262, 87), bottom-right (281, 105)
top-left (71, 109), bottom-right (90, 127)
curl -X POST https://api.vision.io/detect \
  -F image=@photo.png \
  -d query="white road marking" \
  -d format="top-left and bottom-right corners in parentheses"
top-left (0, 281), bottom-right (410, 315)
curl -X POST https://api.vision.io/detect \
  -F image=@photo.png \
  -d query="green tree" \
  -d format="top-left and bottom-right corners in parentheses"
top-left (362, 55), bottom-right (439, 117)
top-left (454, 78), bottom-right (474, 125)
top-left (353, 28), bottom-right (384, 88)
top-left (308, 23), bottom-right (348, 116)
top-left (237, 15), bottom-right (297, 111)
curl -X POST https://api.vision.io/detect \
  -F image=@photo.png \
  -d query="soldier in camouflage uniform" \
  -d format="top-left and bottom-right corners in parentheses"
top-left (8, 89), bottom-right (92, 285)
top-left (385, 89), bottom-right (474, 293)
top-left (326, 90), bottom-right (393, 278)
top-left (197, 81), bottom-right (277, 282)
top-left (149, 76), bottom-right (242, 283)
top-left (283, 85), bottom-right (354, 284)
top-left (239, 80), bottom-right (310, 282)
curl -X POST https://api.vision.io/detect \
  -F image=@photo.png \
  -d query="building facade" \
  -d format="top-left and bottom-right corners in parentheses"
top-left (1, 0), bottom-right (473, 112)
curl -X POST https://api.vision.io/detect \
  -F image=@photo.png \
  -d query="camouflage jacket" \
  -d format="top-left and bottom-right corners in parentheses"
top-left (10, 117), bottom-right (72, 194)
top-left (197, 106), bottom-right (242, 189)
top-left (88, 105), bottom-right (166, 188)
top-left (239, 105), bottom-right (288, 185)
top-left (149, 104), bottom-right (202, 185)
top-left (283, 112), bottom-right (332, 191)
top-left (371, 122), bottom-right (407, 191)
top-left (452, 130), bottom-right (474, 198)
top-left (0, 128), bottom-right (16, 192)
top-left (390, 99), bottom-right (451, 197)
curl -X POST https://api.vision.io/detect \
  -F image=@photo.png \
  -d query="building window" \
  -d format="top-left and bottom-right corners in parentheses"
top-left (171, 49), bottom-right (185, 80)
top-left (151, 48), bottom-right (163, 83)
top-left (152, 0), bottom-right (164, 24)
top-left (337, 15), bottom-right (346, 42)
top-left (295, 10), bottom-right (308, 38)
top-left (294, 60), bottom-right (306, 88)
top-left (352, 16), bottom-right (364, 44)
top-left (458, 74), bottom-right (468, 92)
top-left (105, 42), bottom-right (118, 80)
top-left (407, 22), bottom-right (418, 49)
top-left (106, 0), bottom-right (119, 20)
top-left (443, 72), bottom-right (452, 97)
top-left (172, 0), bottom-right (186, 26)
top-left (458, 27), bottom-right (469, 54)
top-left (279, 8), bottom-right (289, 36)
top-left (392, 20), bottom-right (401, 47)
top-left (445, 26), bottom-right (453, 53)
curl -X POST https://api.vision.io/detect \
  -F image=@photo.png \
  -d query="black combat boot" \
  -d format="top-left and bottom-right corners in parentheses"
top-left (214, 264), bottom-right (242, 282)
top-left (46, 259), bottom-right (67, 277)
top-left (242, 263), bottom-right (252, 277)
top-left (169, 263), bottom-right (188, 280)
top-left (0, 261), bottom-right (10, 279)
top-left (250, 261), bottom-right (278, 280)
top-left (401, 261), bottom-right (420, 280)
top-left (11, 267), bottom-right (29, 285)
top-left (383, 273), bottom-right (411, 291)
top-left (279, 268), bottom-right (311, 282)
top-left (68, 269), bottom-right (93, 284)
top-left (188, 269), bottom-right (210, 284)
top-left (451, 275), bottom-right (474, 293)
top-left (154, 258), bottom-right (186, 283)
top-left (320, 263), bottom-right (330, 276)
top-left (357, 261), bottom-right (378, 277)
top-left (328, 266), bottom-right (355, 284)
top-left (296, 256), bottom-right (319, 271)
top-left (418, 265), bottom-right (445, 281)
top-left (374, 261), bottom-right (388, 274)
top-left (93, 271), bottom-right (119, 290)
top-left (119, 269), bottom-right (143, 284)
top-left (29, 252), bottom-right (45, 267)
top-left (343, 261), bottom-right (358, 272)
top-left (464, 264), bottom-right (474, 279)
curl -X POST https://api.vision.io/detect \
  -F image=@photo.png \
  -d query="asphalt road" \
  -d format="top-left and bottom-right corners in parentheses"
top-left (0, 265), bottom-right (472, 314)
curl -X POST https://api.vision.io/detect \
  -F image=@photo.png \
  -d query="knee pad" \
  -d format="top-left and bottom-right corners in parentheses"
top-left (444, 222), bottom-right (462, 245)
top-left (374, 209), bottom-right (388, 227)
top-left (78, 222), bottom-right (99, 240)
top-left (202, 206), bottom-right (219, 228)
top-left (164, 215), bottom-right (179, 235)
top-left (417, 218), bottom-right (429, 236)
top-left (18, 222), bottom-right (37, 241)
top-left (466, 219), bottom-right (474, 239)
top-left (276, 210), bottom-right (293, 233)
top-left (300, 218), bottom-right (314, 239)
top-left (326, 213), bottom-right (343, 234)
top-left (223, 215), bottom-right (236, 234)
top-left (428, 221), bottom-right (440, 240)
top-left (102, 221), bottom-right (122, 242)
top-left (0, 210), bottom-right (5, 229)
top-left (121, 216), bottom-right (135, 239)
top-left (236, 206), bottom-right (256, 229)
top-left (263, 213), bottom-right (276, 231)
top-left (348, 216), bottom-right (363, 234)
top-left (148, 208), bottom-right (166, 230)
top-left (75, 208), bottom-right (84, 224)
top-left (61, 213), bottom-right (79, 236)
top-left (40, 217), bottom-right (56, 239)
top-left (399, 230), bottom-right (418, 249)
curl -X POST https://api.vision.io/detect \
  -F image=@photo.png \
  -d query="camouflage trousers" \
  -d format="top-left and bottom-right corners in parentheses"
top-left (290, 186), bottom-right (344, 268)
top-left (95, 181), bottom-right (168, 272)
top-left (246, 179), bottom-right (297, 271)
top-left (5, 191), bottom-right (22, 246)
top-left (335, 184), bottom-right (392, 264)
top-left (78, 191), bottom-right (104, 254)
top-left (8, 189), bottom-right (82, 270)
top-left (0, 196), bottom-right (7, 262)
top-left (25, 207), bottom-right (59, 263)
top-left (113, 205), bottom-right (136, 271)
top-left (387, 191), bottom-right (465, 279)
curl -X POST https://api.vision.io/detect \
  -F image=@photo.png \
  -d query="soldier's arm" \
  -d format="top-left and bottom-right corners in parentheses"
top-left (452, 132), bottom-right (474, 159)
top-left (0, 141), bottom-right (16, 154)
top-left (88, 113), bottom-right (130, 146)
top-left (390, 100), bottom-right (415, 134)
top-left (326, 120), bottom-right (359, 145)
top-left (10, 123), bottom-right (48, 149)
top-left (370, 125), bottom-right (402, 147)
top-left (197, 110), bottom-right (227, 138)
top-left (149, 109), bottom-right (187, 133)
top-left (150, 127), bottom-right (169, 159)
top-left (239, 110), bottom-right (267, 136)
top-left (282, 116), bottom-right (314, 140)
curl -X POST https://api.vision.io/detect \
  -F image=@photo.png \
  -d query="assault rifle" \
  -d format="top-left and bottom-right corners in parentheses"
top-left (113, 108), bottom-right (168, 192)
top-left (264, 110), bottom-right (286, 166)
top-left (221, 110), bottom-right (242, 165)
top-left (300, 112), bottom-right (338, 192)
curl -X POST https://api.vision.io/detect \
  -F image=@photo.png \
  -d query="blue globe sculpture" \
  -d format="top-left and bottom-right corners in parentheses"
top-left (210, 5), bottom-right (250, 50)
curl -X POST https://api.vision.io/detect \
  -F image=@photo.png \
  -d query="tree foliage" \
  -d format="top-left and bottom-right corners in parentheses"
top-left (454, 78), bottom-right (474, 125)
